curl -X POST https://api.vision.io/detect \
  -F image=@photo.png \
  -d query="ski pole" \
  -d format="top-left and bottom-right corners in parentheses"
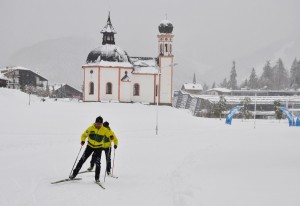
top-left (112, 148), bottom-right (116, 176)
top-left (69, 145), bottom-right (83, 177)
top-left (104, 147), bottom-right (111, 182)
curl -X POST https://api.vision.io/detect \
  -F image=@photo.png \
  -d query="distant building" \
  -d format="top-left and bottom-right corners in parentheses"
top-left (50, 83), bottom-right (82, 99)
top-left (82, 13), bottom-right (175, 105)
top-left (0, 73), bottom-right (8, 87)
top-left (180, 73), bottom-right (203, 95)
top-left (173, 88), bottom-right (300, 119)
top-left (0, 66), bottom-right (48, 91)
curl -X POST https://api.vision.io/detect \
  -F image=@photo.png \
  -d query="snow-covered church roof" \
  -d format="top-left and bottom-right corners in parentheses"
top-left (86, 44), bottom-right (131, 65)
top-left (158, 19), bottom-right (174, 34)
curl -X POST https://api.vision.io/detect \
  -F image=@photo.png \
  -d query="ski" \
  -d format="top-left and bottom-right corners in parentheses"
top-left (110, 175), bottom-right (118, 179)
top-left (51, 178), bottom-right (82, 184)
top-left (95, 181), bottom-right (106, 189)
top-left (78, 170), bottom-right (93, 174)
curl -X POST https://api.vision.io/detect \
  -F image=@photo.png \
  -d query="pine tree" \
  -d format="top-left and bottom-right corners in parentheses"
top-left (213, 96), bottom-right (227, 119)
top-left (212, 82), bottom-right (216, 88)
top-left (240, 78), bottom-right (248, 89)
top-left (259, 61), bottom-right (274, 90)
top-left (202, 83), bottom-right (209, 91)
top-left (290, 58), bottom-right (300, 89)
top-left (274, 100), bottom-right (283, 120)
top-left (273, 58), bottom-right (288, 90)
top-left (239, 97), bottom-right (253, 119)
top-left (220, 78), bottom-right (228, 88)
top-left (248, 68), bottom-right (259, 89)
top-left (228, 61), bottom-right (238, 89)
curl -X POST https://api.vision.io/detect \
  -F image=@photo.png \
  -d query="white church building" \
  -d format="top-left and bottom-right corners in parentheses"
top-left (82, 14), bottom-right (175, 105)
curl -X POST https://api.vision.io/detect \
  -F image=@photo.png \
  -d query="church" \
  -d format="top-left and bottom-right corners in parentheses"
top-left (82, 14), bottom-right (175, 105)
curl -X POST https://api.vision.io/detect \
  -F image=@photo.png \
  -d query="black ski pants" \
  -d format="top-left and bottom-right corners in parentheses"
top-left (73, 145), bottom-right (103, 180)
top-left (90, 147), bottom-right (111, 173)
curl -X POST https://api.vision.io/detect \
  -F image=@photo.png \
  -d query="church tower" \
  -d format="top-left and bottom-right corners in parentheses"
top-left (157, 19), bottom-right (174, 105)
top-left (101, 12), bottom-right (116, 45)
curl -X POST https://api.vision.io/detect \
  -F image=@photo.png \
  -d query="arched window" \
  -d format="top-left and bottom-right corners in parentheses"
top-left (165, 44), bottom-right (168, 52)
top-left (106, 82), bottom-right (112, 94)
top-left (170, 44), bottom-right (172, 53)
top-left (133, 83), bottom-right (140, 96)
top-left (89, 82), bottom-right (94, 95)
top-left (160, 44), bottom-right (163, 54)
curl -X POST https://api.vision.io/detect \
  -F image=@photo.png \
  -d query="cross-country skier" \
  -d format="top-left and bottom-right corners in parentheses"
top-left (69, 116), bottom-right (111, 183)
top-left (87, 121), bottom-right (118, 176)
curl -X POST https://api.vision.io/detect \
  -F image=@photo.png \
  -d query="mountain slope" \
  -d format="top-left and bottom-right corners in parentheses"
top-left (6, 36), bottom-right (97, 90)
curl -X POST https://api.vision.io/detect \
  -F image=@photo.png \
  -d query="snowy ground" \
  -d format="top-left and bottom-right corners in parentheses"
top-left (0, 88), bottom-right (300, 206)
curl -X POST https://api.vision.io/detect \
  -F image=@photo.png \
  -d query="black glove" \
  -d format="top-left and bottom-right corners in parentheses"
top-left (81, 141), bottom-right (85, 146)
top-left (114, 145), bottom-right (118, 149)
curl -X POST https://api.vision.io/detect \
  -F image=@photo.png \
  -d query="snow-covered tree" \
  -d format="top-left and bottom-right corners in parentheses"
top-left (212, 82), bottom-right (216, 88)
top-left (213, 96), bottom-right (227, 119)
top-left (202, 83), bottom-right (209, 91)
top-left (239, 97), bottom-right (253, 119)
top-left (240, 78), bottom-right (248, 89)
top-left (290, 58), bottom-right (300, 90)
top-left (259, 61), bottom-right (274, 90)
top-left (274, 100), bottom-right (283, 120)
top-left (219, 78), bottom-right (228, 88)
top-left (248, 68), bottom-right (259, 89)
top-left (273, 58), bottom-right (289, 90)
top-left (228, 61), bottom-right (238, 89)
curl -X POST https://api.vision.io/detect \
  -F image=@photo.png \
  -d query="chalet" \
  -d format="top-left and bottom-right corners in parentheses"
top-left (50, 83), bottom-right (82, 99)
top-left (0, 66), bottom-right (48, 91)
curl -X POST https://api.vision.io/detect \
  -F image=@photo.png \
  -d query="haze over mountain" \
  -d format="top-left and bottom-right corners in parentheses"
top-left (5, 34), bottom-right (300, 91)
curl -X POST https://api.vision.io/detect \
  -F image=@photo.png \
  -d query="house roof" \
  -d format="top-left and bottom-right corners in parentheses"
top-left (0, 73), bottom-right (8, 80)
top-left (1, 66), bottom-right (47, 81)
top-left (207, 87), bottom-right (232, 93)
top-left (182, 83), bottom-right (203, 91)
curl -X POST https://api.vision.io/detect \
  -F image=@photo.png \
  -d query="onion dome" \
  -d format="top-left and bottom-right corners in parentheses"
top-left (86, 44), bottom-right (130, 63)
top-left (158, 20), bottom-right (173, 34)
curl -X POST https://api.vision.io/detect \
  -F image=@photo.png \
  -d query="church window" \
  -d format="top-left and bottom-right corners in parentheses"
top-left (133, 83), bottom-right (140, 96)
top-left (160, 44), bottom-right (163, 54)
top-left (170, 44), bottom-right (172, 53)
top-left (106, 82), bottom-right (112, 94)
top-left (89, 82), bottom-right (94, 95)
top-left (165, 44), bottom-right (168, 52)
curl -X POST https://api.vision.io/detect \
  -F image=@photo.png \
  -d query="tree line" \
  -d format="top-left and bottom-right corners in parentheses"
top-left (210, 58), bottom-right (300, 90)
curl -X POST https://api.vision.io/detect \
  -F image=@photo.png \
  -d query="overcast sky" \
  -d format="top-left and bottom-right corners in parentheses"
top-left (1, 0), bottom-right (299, 86)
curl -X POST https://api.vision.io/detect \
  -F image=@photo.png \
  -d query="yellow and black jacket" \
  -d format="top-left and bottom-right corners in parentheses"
top-left (81, 124), bottom-right (111, 148)
top-left (103, 128), bottom-right (119, 148)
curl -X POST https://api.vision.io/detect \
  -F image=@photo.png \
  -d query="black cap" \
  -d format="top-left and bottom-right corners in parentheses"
top-left (95, 116), bottom-right (103, 123)
top-left (103, 121), bottom-right (109, 127)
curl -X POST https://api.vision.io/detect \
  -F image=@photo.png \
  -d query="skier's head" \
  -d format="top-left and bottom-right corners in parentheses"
top-left (95, 116), bottom-right (103, 129)
top-left (103, 121), bottom-right (109, 128)
top-left (95, 116), bottom-right (103, 123)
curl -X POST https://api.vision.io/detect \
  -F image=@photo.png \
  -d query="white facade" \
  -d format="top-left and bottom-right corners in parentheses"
top-left (82, 17), bottom-right (174, 105)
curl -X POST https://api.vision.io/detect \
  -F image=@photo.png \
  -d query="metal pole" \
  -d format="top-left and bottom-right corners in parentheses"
top-left (254, 92), bottom-right (257, 129)
top-left (156, 72), bottom-right (159, 135)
